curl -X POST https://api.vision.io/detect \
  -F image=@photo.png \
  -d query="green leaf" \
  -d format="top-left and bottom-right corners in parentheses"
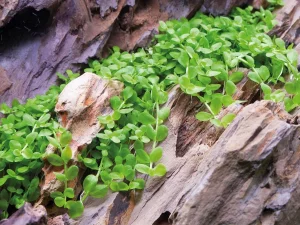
top-left (135, 164), bottom-right (150, 174)
top-left (287, 49), bottom-right (298, 64)
top-left (285, 97), bottom-right (297, 112)
top-left (275, 38), bottom-right (285, 49)
top-left (210, 97), bottom-right (222, 115)
top-left (196, 112), bottom-right (213, 121)
top-left (257, 66), bottom-right (270, 82)
top-left (261, 83), bottom-right (272, 96)
top-left (211, 42), bottom-right (222, 51)
top-left (112, 111), bottom-right (121, 121)
top-left (7, 169), bottom-right (16, 177)
top-left (38, 114), bottom-right (51, 123)
top-left (245, 55), bottom-right (255, 68)
top-left (65, 201), bottom-right (84, 219)
top-left (150, 147), bottom-right (163, 163)
top-left (61, 145), bottom-right (72, 163)
top-left (129, 181), bottom-right (140, 189)
top-left (54, 172), bottom-right (67, 182)
top-left (54, 197), bottom-right (65, 207)
top-left (141, 125), bottom-right (156, 140)
top-left (65, 165), bottom-right (79, 181)
top-left (178, 51), bottom-right (189, 67)
top-left (207, 71), bottom-right (221, 77)
top-left (122, 86), bottom-right (134, 100)
top-left (89, 184), bottom-right (108, 198)
top-left (101, 67), bottom-right (111, 77)
top-left (17, 167), bottom-right (29, 173)
top-left (118, 182), bottom-right (129, 191)
top-left (22, 148), bottom-right (33, 159)
top-left (26, 132), bottom-right (38, 145)
top-left (47, 137), bottom-right (60, 148)
top-left (83, 174), bottom-right (98, 193)
top-left (39, 129), bottom-right (52, 137)
top-left (47, 154), bottom-right (64, 166)
top-left (110, 181), bottom-right (119, 192)
top-left (151, 164), bottom-right (167, 177)
top-left (210, 118), bottom-right (222, 127)
top-left (0, 176), bottom-right (8, 186)
top-left (222, 95), bottom-right (234, 107)
top-left (60, 131), bottom-right (72, 147)
top-left (110, 96), bottom-right (122, 110)
top-left (9, 140), bottom-right (21, 150)
top-left (138, 111), bottom-right (156, 125)
top-left (225, 80), bottom-right (236, 95)
top-left (187, 66), bottom-right (197, 79)
top-left (64, 188), bottom-right (75, 198)
top-left (158, 107), bottom-right (170, 121)
top-left (159, 21), bottom-right (168, 31)
top-left (285, 82), bottom-right (297, 95)
top-left (0, 200), bottom-right (8, 211)
top-left (293, 94), bottom-right (300, 105)
top-left (109, 172), bottom-right (124, 180)
top-left (230, 71), bottom-right (244, 83)
top-left (50, 191), bottom-right (64, 198)
top-left (136, 149), bottom-right (150, 163)
top-left (23, 114), bottom-right (36, 126)
top-left (156, 125), bottom-right (168, 142)
top-left (248, 71), bottom-right (262, 84)
top-left (221, 113), bottom-right (236, 127)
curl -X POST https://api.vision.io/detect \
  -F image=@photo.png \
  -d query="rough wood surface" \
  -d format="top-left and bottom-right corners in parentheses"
top-left (269, 0), bottom-right (300, 57)
top-left (48, 74), bottom-right (300, 225)
top-left (0, 203), bottom-right (47, 225)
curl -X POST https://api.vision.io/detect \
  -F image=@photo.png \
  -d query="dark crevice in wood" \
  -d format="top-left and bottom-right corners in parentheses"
top-left (153, 211), bottom-right (171, 225)
top-left (0, 7), bottom-right (51, 48)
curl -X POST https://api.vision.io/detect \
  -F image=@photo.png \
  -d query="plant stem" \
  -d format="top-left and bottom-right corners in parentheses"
top-left (152, 102), bottom-right (160, 150)
top-left (204, 102), bottom-right (216, 118)
top-left (81, 156), bottom-right (104, 203)
top-left (21, 124), bottom-right (37, 153)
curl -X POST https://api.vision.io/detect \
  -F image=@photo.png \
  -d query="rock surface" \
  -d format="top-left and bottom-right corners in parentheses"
top-left (66, 76), bottom-right (295, 225)
top-left (0, 0), bottom-right (251, 105)
top-left (0, 67), bottom-right (12, 95)
top-left (269, 0), bottom-right (300, 57)
top-left (46, 73), bottom-right (300, 225)
top-left (55, 72), bottom-right (123, 147)
top-left (37, 73), bottom-right (123, 213)
top-left (0, 203), bottom-right (47, 225)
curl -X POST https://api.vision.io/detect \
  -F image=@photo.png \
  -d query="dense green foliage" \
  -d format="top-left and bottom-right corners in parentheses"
top-left (0, 86), bottom-right (63, 218)
top-left (0, 0), bottom-right (298, 219)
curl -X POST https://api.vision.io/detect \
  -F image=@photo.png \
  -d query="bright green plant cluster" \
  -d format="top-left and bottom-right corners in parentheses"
top-left (0, 1), bottom-right (299, 220)
top-left (0, 86), bottom-right (61, 218)
top-left (0, 71), bottom-right (79, 219)
top-left (85, 7), bottom-right (299, 130)
top-left (47, 130), bottom-right (84, 218)
top-left (77, 4), bottom-right (298, 218)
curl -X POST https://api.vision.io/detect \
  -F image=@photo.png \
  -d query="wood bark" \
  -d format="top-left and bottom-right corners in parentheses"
top-left (0, 203), bottom-right (47, 225)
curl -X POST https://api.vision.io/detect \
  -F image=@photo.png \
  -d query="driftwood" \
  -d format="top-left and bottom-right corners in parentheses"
top-left (44, 73), bottom-right (300, 225)
top-left (0, 203), bottom-right (47, 225)
top-left (269, 0), bottom-right (300, 54)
